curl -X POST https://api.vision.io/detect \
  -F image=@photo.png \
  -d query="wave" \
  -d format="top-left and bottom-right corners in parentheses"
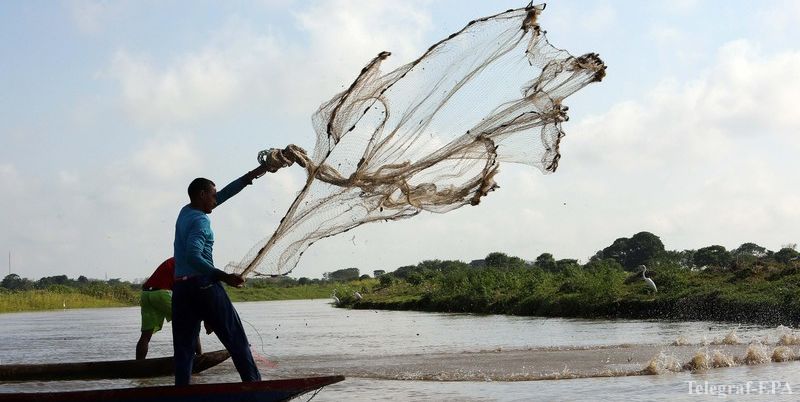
top-left (272, 329), bottom-right (800, 382)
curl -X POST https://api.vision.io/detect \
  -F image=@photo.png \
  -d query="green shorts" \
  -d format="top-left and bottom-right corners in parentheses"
top-left (140, 289), bottom-right (172, 333)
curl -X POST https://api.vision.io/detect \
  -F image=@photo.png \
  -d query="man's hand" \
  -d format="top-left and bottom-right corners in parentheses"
top-left (258, 148), bottom-right (294, 173)
top-left (281, 144), bottom-right (309, 168)
top-left (222, 272), bottom-right (245, 288)
top-left (251, 145), bottom-right (309, 181)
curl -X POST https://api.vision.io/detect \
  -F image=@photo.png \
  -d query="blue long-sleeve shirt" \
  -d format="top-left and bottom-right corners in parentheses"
top-left (174, 176), bottom-right (250, 278)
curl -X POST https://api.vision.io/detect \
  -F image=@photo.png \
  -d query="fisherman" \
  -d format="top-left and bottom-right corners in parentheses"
top-left (136, 257), bottom-right (208, 360)
top-left (172, 145), bottom-right (306, 385)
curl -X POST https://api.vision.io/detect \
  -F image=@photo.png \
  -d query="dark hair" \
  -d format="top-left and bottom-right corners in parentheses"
top-left (188, 178), bottom-right (215, 200)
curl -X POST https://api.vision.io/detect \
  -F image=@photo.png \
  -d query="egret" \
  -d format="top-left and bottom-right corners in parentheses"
top-left (639, 265), bottom-right (657, 293)
top-left (354, 291), bottom-right (362, 300)
top-left (331, 289), bottom-right (340, 305)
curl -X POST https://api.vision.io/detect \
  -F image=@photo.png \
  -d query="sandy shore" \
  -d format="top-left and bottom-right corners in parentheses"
top-left (272, 342), bottom-right (800, 381)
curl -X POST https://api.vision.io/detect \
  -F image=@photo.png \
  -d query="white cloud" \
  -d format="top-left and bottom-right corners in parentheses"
top-left (756, 0), bottom-right (800, 35)
top-left (131, 136), bottom-right (199, 180)
top-left (108, 1), bottom-right (432, 125)
top-left (562, 40), bottom-right (800, 252)
top-left (110, 50), bottom-right (241, 124)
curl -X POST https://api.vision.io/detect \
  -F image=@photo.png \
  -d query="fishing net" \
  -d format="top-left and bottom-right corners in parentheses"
top-left (229, 4), bottom-right (606, 277)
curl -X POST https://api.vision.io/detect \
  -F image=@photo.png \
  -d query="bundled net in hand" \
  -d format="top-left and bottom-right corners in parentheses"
top-left (230, 4), bottom-right (606, 277)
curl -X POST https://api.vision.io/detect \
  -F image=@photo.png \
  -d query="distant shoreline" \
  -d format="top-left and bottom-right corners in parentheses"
top-left (348, 295), bottom-right (798, 327)
top-left (334, 260), bottom-right (800, 328)
top-left (5, 259), bottom-right (800, 330)
top-left (0, 283), bottom-right (338, 314)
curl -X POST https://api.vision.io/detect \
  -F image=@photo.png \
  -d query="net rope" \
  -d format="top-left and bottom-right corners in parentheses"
top-left (229, 4), bottom-right (606, 277)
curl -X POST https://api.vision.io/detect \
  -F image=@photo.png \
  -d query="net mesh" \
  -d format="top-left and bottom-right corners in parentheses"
top-left (229, 4), bottom-right (606, 277)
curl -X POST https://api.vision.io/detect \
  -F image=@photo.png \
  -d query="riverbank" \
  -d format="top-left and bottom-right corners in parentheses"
top-left (0, 290), bottom-right (130, 312)
top-left (341, 261), bottom-right (800, 327)
top-left (4, 259), bottom-right (799, 328)
top-left (0, 282), bottom-right (342, 313)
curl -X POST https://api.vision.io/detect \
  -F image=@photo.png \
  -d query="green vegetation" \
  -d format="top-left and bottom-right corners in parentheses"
top-left (0, 289), bottom-right (131, 312)
top-left (226, 278), bottom-right (341, 302)
top-left (0, 280), bottom-right (138, 313)
top-left (4, 232), bottom-right (800, 326)
top-left (342, 233), bottom-right (800, 326)
top-left (0, 272), bottom-right (350, 313)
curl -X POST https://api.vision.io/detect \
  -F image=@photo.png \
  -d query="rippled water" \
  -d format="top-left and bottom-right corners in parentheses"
top-left (2, 299), bottom-right (800, 400)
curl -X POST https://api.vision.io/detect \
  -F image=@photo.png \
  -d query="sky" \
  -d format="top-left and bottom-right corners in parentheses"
top-left (1, 0), bottom-right (799, 281)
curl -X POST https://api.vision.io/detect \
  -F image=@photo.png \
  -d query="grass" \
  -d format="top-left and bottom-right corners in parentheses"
top-left (342, 259), bottom-right (800, 326)
top-left (227, 283), bottom-right (340, 302)
top-left (0, 290), bottom-right (129, 313)
top-left (5, 255), bottom-right (799, 327)
top-left (0, 281), bottom-right (349, 313)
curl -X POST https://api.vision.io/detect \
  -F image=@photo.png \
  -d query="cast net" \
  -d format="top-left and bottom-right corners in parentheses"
top-left (229, 4), bottom-right (606, 277)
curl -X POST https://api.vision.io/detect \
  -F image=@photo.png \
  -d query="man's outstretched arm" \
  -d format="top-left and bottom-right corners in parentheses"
top-left (216, 145), bottom-right (308, 206)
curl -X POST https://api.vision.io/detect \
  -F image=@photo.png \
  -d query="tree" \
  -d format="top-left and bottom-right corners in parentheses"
top-left (327, 267), bottom-right (360, 282)
top-left (651, 249), bottom-right (694, 269)
top-left (379, 274), bottom-right (395, 287)
top-left (484, 252), bottom-right (525, 269)
top-left (1, 274), bottom-right (33, 290)
top-left (535, 253), bottom-right (557, 271)
top-left (556, 259), bottom-right (579, 271)
top-left (599, 231), bottom-right (665, 270)
top-left (37, 275), bottom-right (69, 288)
top-left (774, 247), bottom-right (800, 264)
top-left (392, 265), bottom-right (418, 279)
top-left (484, 252), bottom-right (510, 267)
top-left (693, 245), bottom-right (731, 268)
top-left (373, 270), bottom-right (386, 277)
top-left (733, 242), bottom-right (768, 258)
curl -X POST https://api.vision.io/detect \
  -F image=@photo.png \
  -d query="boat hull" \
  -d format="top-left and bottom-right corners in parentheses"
top-left (0, 376), bottom-right (345, 402)
top-left (0, 350), bottom-right (230, 382)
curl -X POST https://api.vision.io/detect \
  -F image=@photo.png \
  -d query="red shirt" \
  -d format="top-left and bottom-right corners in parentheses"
top-left (143, 258), bottom-right (175, 291)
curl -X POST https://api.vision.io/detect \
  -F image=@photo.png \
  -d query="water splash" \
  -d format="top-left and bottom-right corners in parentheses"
top-left (742, 343), bottom-right (770, 365)
top-left (777, 332), bottom-right (800, 345)
top-left (771, 346), bottom-right (795, 362)
top-left (710, 349), bottom-right (736, 368)
top-left (711, 330), bottom-right (740, 345)
top-left (682, 348), bottom-right (736, 371)
top-left (671, 336), bottom-right (690, 346)
top-left (683, 351), bottom-right (709, 371)
top-left (643, 351), bottom-right (682, 375)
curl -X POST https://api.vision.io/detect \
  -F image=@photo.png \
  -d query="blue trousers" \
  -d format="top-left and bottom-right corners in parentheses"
top-left (172, 276), bottom-right (261, 385)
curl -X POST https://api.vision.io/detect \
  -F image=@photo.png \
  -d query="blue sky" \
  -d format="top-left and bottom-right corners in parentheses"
top-left (1, 0), bottom-right (799, 281)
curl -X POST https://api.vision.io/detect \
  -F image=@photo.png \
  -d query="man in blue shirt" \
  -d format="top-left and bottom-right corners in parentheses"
top-left (172, 146), bottom-right (305, 385)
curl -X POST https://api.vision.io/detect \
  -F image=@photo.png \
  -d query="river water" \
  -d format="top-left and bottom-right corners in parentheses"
top-left (2, 299), bottom-right (800, 400)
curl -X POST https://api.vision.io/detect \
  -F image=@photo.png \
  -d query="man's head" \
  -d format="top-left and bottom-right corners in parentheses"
top-left (188, 178), bottom-right (217, 213)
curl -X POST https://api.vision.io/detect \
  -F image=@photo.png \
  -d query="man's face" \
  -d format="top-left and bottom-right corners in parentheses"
top-left (199, 185), bottom-right (217, 213)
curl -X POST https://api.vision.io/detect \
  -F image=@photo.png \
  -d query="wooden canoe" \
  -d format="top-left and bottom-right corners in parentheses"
top-left (0, 350), bottom-right (230, 382)
top-left (0, 375), bottom-right (345, 402)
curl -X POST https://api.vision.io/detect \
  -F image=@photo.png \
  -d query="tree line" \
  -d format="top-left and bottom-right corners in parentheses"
top-left (333, 231), bottom-right (800, 325)
top-left (4, 231), bottom-right (797, 293)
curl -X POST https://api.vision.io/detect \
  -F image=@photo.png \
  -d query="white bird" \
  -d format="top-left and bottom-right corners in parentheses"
top-left (331, 289), bottom-right (340, 305)
top-left (354, 291), bottom-right (362, 300)
top-left (639, 265), bottom-right (657, 293)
